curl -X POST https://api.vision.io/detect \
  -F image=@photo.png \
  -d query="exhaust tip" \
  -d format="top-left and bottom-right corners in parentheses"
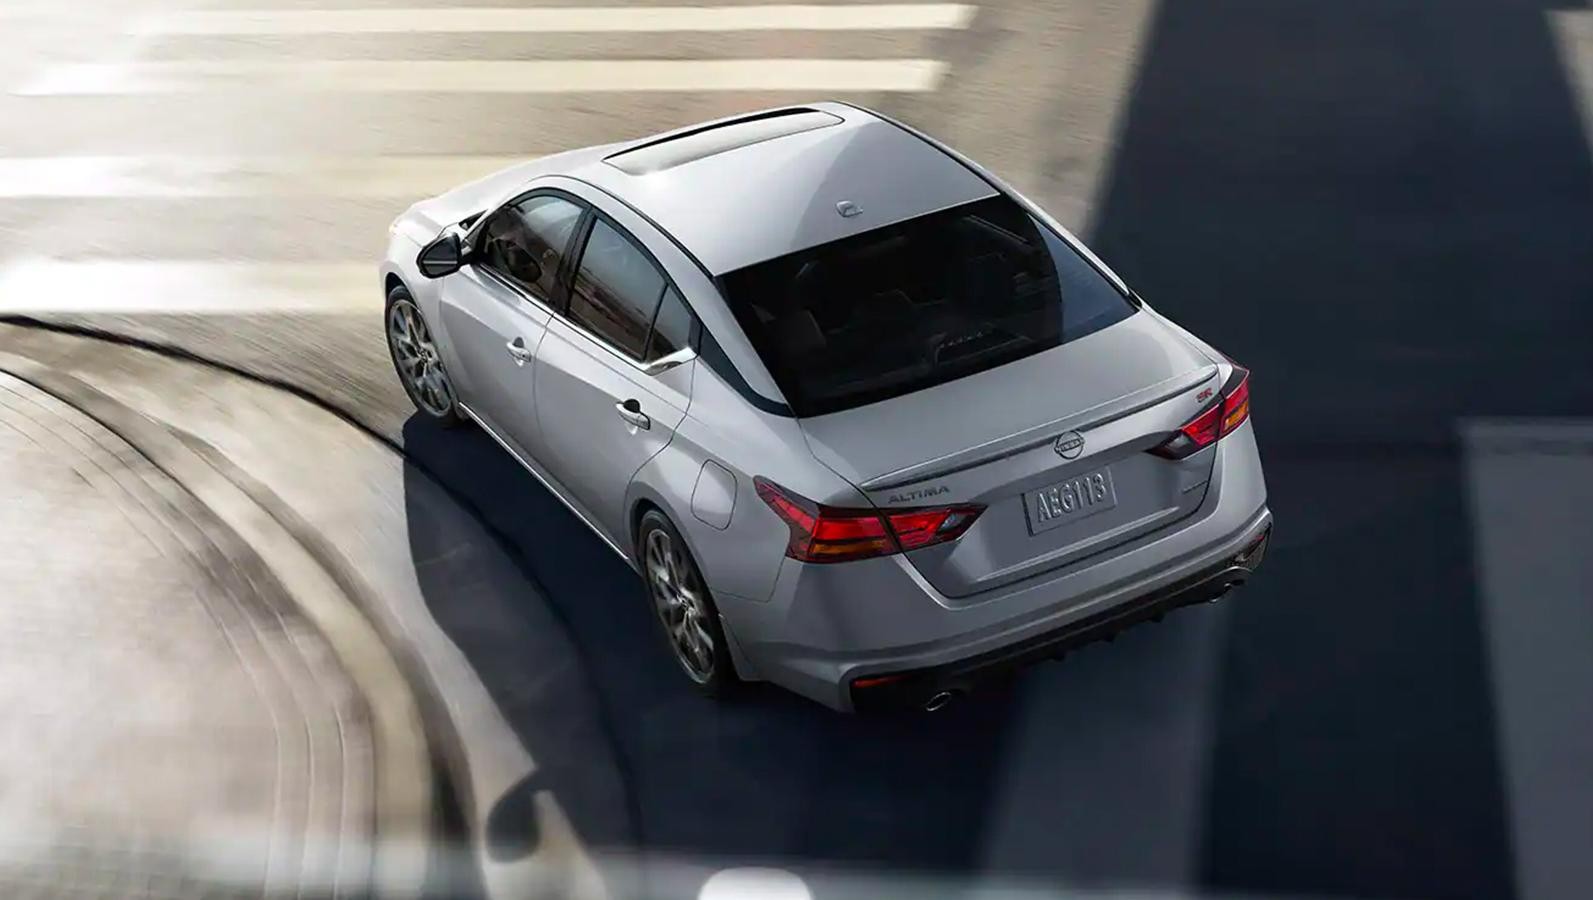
top-left (922, 691), bottom-right (955, 712)
top-left (1207, 576), bottom-right (1247, 603)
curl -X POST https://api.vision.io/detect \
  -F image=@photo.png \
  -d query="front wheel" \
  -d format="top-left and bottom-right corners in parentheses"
top-left (638, 510), bottom-right (737, 698)
top-left (385, 285), bottom-right (463, 427)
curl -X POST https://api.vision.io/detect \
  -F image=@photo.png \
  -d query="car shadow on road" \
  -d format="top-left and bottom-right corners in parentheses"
top-left (1085, 1), bottom-right (1593, 898)
top-left (399, 415), bottom-right (1022, 883)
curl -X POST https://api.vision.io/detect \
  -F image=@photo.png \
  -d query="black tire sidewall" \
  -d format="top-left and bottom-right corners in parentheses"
top-left (385, 284), bottom-right (463, 427)
top-left (638, 510), bottom-right (737, 696)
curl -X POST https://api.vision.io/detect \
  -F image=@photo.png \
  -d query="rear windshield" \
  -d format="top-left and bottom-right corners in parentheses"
top-left (718, 196), bottom-right (1137, 416)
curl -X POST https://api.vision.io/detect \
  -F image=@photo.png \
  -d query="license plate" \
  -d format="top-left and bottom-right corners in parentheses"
top-left (1024, 467), bottom-right (1118, 534)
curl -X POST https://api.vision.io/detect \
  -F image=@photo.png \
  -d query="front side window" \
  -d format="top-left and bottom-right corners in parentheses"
top-left (717, 195), bottom-right (1136, 416)
top-left (567, 219), bottom-right (667, 358)
top-left (477, 194), bottom-right (584, 302)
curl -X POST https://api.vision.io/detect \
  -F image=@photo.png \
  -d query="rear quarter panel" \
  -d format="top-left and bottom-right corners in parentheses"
top-left (626, 362), bottom-right (866, 612)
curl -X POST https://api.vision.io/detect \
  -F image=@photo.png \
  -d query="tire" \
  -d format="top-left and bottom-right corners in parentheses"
top-left (385, 284), bottom-right (464, 428)
top-left (637, 509), bottom-right (738, 698)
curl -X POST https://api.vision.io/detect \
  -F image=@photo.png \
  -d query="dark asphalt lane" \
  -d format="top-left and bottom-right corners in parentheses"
top-left (1090, 2), bottom-right (1593, 898)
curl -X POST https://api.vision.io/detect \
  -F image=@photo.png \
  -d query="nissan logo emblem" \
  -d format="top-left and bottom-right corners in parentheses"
top-left (1053, 431), bottom-right (1085, 459)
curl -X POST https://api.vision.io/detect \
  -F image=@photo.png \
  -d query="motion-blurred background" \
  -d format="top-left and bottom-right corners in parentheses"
top-left (1, 1), bottom-right (1590, 899)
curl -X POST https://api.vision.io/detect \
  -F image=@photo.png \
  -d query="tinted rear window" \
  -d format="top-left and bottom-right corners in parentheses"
top-left (718, 196), bottom-right (1136, 416)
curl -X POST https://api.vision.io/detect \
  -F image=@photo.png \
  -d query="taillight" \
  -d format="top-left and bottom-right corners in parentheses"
top-left (754, 478), bottom-right (983, 564)
top-left (1218, 370), bottom-right (1250, 436)
top-left (1151, 366), bottom-right (1251, 459)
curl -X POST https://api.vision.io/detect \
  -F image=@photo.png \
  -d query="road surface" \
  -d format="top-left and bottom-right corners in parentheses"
top-left (2, 1), bottom-right (1592, 899)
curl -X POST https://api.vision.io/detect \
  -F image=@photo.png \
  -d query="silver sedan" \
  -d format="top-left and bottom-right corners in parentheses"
top-left (380, 102), bottom-right (1272, 711)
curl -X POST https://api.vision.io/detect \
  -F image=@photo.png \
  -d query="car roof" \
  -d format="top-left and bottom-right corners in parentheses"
top-left (562, 102), bottom-right (997, 275)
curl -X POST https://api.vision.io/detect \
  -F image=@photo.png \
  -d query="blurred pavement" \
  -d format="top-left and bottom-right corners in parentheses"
top-left (0, 369), bottom-right (379, 897)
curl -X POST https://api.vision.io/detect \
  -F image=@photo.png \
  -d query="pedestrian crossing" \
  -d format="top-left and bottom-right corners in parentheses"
top-left (0, 155), bottom-right (525, 198)
top-left (1554, 7), bottom-right (1593, 151)
top-left (18, 58), bottom-right (949, 94)
top-left (0, 0), bottom-right (977, 313)
top-left (132, 5), bottom-right (978, 35)
top-left (0, 259), bottom-right (374, 313)
top-left (1464, 420), bottom-right (1593, 900)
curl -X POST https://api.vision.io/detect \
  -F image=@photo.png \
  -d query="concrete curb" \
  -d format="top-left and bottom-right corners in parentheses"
top-left (0, 350), bottom-right (435, 899)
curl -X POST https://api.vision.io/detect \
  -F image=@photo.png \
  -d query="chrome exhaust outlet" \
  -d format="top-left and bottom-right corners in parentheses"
top-left (922, 691), bottom-right (955, 712)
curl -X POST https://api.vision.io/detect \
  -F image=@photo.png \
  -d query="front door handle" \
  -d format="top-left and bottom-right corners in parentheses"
top-left (616, 398), bottom-right (651, 430)
top-left (505, 337), bottom-right (532, 365)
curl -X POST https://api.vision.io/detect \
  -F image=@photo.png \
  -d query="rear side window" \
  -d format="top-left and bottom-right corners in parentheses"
top-left (567, 219), bottom-right (666, 358)
top-left (718, 196), bottom-right (1135, 416)
top-left (646, 287), bottom-right (695, 361)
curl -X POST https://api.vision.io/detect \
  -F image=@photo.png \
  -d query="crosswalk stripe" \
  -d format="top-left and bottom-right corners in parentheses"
top-left (1552, 10), bottom-right (1593, 156)
top-left (134, 5), bottom-right (977, 35)
top-left (16, 59), bottom-right (947, 95)
top-left (0, 156), bottom-right (523, 198)
top-left (0, 260), bottom-right (375, 313)
top-left (1464, 420), bottom-right (1593, 900)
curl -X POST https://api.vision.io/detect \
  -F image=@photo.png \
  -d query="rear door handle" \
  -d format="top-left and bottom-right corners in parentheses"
top-left (616, 399), bottom-right (651, 430)
top-left (505, 337), bottom-right (532, 365)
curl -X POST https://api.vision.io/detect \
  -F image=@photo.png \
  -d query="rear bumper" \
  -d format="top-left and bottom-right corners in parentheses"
top-left (716, 418), bottom-right (1271, 711)
top-left (850, 522), bottom-right (1269, 711)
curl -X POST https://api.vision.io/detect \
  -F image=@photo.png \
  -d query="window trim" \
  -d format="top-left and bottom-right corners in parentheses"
top-left (560, 207), bottom-right (701, 374)
top-left (642, 285), bottom-right (702, 364)
top-left (557, 174), bottom-right (793, 414)
top-left (466, 188), bottom-right (590, 312)
top-left (461, 186), bottom-right (700, 376)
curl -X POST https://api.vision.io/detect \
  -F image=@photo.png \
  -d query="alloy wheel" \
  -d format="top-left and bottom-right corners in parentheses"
top-left (388, 299), bottom-right (456, 418)
top-left (644, 528), bottom-right (717, 683)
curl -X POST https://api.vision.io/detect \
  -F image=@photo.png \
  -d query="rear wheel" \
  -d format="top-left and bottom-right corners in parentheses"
top-left (637, 510), bottom-right (737, 697)
top-left (385, 285), bottom-right (463, 427)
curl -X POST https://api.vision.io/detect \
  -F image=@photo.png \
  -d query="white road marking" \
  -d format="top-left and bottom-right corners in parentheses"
top-left (0, 260), bottom-right (376, 313)
top-left (1464, 420), bottom-right (1593, 900)
top-left (698, 868), bottom-right (812, 900)
top-left (1551, 10), bottom-right (1593, 158)
top-left (134, 5), bottom-right (977, 35)
top-left (16, 59), bottom-right (947, 95)
top-left (0, 156), bottom-right (523, 198)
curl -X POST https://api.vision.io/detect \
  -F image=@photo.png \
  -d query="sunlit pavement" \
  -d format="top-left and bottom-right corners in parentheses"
top-left (1, 1), bottom-right (1591, 899)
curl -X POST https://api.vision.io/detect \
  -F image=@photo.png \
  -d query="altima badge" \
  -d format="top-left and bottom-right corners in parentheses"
top-left (1053, 431), bottom-right (1085, 459)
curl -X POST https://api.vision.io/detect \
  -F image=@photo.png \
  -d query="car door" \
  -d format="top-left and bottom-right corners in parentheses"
top-left (533, 214), bottom-right (698, 546)
top-left (436, 192), bottom-right (586, 456)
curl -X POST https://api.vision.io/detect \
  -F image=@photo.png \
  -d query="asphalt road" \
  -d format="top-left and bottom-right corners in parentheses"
top-left (3, 2), bottom-right (1592, 899)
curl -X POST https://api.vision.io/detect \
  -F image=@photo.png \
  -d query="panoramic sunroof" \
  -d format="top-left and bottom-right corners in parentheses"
top-left (604, 108), bottom-right (843, 176)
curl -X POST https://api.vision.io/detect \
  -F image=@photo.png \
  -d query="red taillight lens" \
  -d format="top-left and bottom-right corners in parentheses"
top-left (1151, 366), bottom-right (1251, 459)
top-left (886, 507), bottom-right (982, 550)
top-left (755, 478), bottom-right (983, 563)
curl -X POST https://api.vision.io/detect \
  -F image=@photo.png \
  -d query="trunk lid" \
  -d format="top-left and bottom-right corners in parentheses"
top-left (799, 311), bottom-right (1221, 597)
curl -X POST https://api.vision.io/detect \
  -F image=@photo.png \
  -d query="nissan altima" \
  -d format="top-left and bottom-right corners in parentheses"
top-left (380, 102), bottom-right (1272, 711)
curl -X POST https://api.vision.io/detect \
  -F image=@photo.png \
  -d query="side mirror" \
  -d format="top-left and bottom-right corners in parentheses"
top-left (417, 228), bottom-right (466, 278)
